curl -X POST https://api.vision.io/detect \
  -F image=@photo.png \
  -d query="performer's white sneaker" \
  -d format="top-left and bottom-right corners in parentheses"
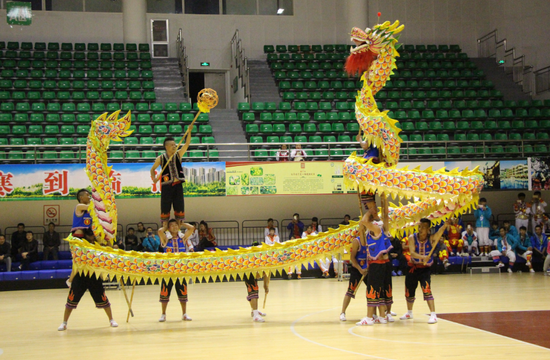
top-left (387, 311), bottom-right (397, 316)
top-left (400, 313), bottom-right (413, 320)
top-left (428, 315), bottom-right (438, 324)
top-left (385, 314), bottom-right (395, 323)
top-left (496, 263), bottom-right (505, 268)
top-left (110, 319), bottom-right (119, 327)
top-left (375, 316), bottom-right (387, 324)
top-left (182, 314), bottom-right (192, 321)
top-left (253, 315), bottom-right (265, 322)
top-left (339, 313), bottom-right (347, 321)
top-left (159, 314), bottom-right (166, 322)
top-left (526, 261), bottom-right (532, 267)
top-left (356, 317), bottom-right (374, 326)
top-left (530, 269), bottom-right (535, 273)
top-left (57, 322), bottom-right (67, 331)
top-left (507, 268), bottom-right (513, 273)
top-left (251, 311), bottom-right (266, 317)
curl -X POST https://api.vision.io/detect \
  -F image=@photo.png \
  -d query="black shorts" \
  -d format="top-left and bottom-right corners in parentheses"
top-left (345, 266), bottom-right (368, 299)
top-left (66, 273), bottom-right (110, 309)
top-left (244, 274), bottom-right (259, 301)
top-left (159, 278), bottom-right (188, 303)
top-left (160, 182), bottom-right (185, 222)
top-left (366, 261), bottom-right (393, 307)
top-left (405, 266), bottom-right (433, 302)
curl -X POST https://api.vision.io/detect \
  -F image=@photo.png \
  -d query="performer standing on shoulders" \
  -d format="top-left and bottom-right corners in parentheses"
top-left (157, 219), bottom-right (195, 322)
top-left (400, 219), bottom-right (449, 324)
top-left (150, 137), bottom-right (187, 229)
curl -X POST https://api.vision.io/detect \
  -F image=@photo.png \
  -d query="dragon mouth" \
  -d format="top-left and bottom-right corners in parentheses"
top-left (350, 40), bottom-right (369, 54)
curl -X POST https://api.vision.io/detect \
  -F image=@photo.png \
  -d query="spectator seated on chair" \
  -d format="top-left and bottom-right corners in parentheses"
top-left (444, 217), bottom-right (463, 256)
top-left (265, 227), bottom-right (280, 245)
top-left (287, 213), bottom-right (305, 240)
top-left (489, 227), bottom-right (519, 273)
top-left (125, 227), bottom-right (140, 251)
top-left (264, 218), bottom-right (279, 237)
top-left (516, 226), bottom-right (534, 272)
top-left (10, 223), bottom-right (27, 259)
top-left (142, 227), bottom-right (161, 252)
top-left (43, 222), bottom-right (61, 260)
top-left (489, 221), bottom-right (500, 252)
top-left (461, 224), bottom-right (479, 256)
top-left (340, 214), bottom-right (351, 226)
top-left (196, 221), bottom-right (217, 251)
top-left (531, 225), bottom-right (548, 271)
top-left (112, 235), bottom-right (125, 250)
top-left (135, 222), bottom-right (147, 246)
top-left (19, 231), bottom-right (38, 270)
top-left (0, 234), bottom-right (12, 272)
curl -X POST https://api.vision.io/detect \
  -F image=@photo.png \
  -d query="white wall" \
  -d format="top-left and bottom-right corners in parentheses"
top-left (0, 10), bottom-right (123, 44)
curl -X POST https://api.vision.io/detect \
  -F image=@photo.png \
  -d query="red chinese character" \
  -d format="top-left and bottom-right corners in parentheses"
top-left (0, 171), bottom-right (15, 197)
top-left (43, 170), bottom-right (69, 196)
top-left (110, 170), bottom-right (122, 195)
top-left (151, 170), bottom-right (160, 194)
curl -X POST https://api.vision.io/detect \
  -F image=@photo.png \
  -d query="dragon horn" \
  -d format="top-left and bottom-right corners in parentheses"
top-left (392, 24), bottom-right (405, 34)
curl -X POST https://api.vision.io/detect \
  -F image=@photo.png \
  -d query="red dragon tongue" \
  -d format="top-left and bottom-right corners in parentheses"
top-left (345, 51), bottom-right (378, 77)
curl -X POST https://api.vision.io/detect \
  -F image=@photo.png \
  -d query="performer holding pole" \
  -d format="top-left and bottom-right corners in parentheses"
top-left (400, 219), bottom-right (449, 324)
top-left (245, 241), bottom-right (270, 322)
top-left (339, 231), bottom-right (368, 321)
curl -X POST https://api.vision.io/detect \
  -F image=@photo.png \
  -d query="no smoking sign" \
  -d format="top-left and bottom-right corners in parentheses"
top-left (44, 205), bottom-right (60, 226)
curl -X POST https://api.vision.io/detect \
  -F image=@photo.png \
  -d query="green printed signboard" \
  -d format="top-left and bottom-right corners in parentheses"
top-left (6, 1), bottom-right (33, 26)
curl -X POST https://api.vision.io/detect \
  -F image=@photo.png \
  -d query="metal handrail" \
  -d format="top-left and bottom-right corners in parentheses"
top-left (176, 28), bottom-right (190, 100)
top-left (230, 29), bottom-right (250, 103)
top-left (1, 139), bottom-right (549, 163)
top-left (477, 29), bottom-right (533, 95)
top-left (534, 65), bottom-right (550, 95)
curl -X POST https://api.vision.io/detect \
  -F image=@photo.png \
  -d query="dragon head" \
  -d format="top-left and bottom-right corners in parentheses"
top-left (345, 21), bottom-right (404, 77)
top-left (88, 111), bottom-right (133, 152)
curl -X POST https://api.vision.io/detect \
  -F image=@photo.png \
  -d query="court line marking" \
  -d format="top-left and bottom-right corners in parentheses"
top-left (437, 318), bottom-right (550, 352)
top-left (290, 307), bottom-right (396, 360)
top-left (348, 316), bottom-right (523, 347)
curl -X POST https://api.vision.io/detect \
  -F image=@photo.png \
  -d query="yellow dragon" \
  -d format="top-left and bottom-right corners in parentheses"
top-left (66, 21), bottom-right (483, 282)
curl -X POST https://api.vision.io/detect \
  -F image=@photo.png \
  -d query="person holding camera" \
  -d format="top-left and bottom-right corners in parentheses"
top-left (142, 227), bottom-right (161, 252)
top-left (474, 198), bottom-right (492, 256)
top-left (531, 191), bottom-right (547, 232)
top-left (514, 193), bottom-right (530, 232)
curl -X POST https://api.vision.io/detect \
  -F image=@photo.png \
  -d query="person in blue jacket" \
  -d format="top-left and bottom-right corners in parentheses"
top-left (531, 225), bottom-right (548, 271)
top-left (516, 226), bottom-right (534, 272)
top-left (142, 226), bottom-right (161, 252)
top-left (474, 198), bottom-right (492, 256)
top-left (503, 220), bottom-right (519, 239)
top-left (489, 227), bottom-right (518, 273)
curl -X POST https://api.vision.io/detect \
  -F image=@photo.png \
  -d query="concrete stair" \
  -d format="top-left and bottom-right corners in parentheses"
top-left (248, 60), bottom-right (281, 103)
top-left (151, 58), bottom-right (188, 103)
top-left (470, 58), bottom-right (531, 101)
top-left (208, 109), bottom-right (249, 161)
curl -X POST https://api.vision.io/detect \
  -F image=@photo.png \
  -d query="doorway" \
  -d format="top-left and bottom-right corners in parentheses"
top-left (189, 71), bottom-right (227, 109)
top-left (151, 19), bottom-right (169, 58)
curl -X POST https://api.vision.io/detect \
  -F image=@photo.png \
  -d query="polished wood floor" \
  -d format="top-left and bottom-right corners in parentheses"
top-left (1, 273), bottom-right (550, 360)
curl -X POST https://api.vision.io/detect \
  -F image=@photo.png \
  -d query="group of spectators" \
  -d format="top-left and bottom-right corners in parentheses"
top-left (0, 220), bottom-right (219, 272)
top-left (113, 221), bottom-right (217, 253)
top-left (0, 222), bottom-right (61, 272)
top-left (275, 144), bottom-right (308, 161)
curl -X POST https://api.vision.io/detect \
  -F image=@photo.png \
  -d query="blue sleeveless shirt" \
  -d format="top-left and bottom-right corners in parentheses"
top-left (164, 236), bottom-right (187, 253)
top-left (72, 208), bottom-right (92, 231)
top-left (366, 226), bottom-right (392, 260)
top-left (354, 238), bottom-right (368, 269)
top-left (412, 233), bottom-right (433, 267)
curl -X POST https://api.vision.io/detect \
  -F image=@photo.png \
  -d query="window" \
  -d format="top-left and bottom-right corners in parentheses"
top-left (147, 0), bottom-right (182, 14)
top-left (85, 0), bottom-right (122, 13)
top-left (223, 0), bottom-right (256, 15)
top-left (259, 0), bottom-right (293, 15)
top-left (184, 0), bottom-right (219, 14)
top-left (16, 0), bottom-right (42, 11)
top-left (48, 0), bottom-right (83, 12)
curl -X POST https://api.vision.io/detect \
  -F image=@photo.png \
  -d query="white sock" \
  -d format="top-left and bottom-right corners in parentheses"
top-left (408, 310), bottom-right (413, 315)
top-left (430, 312), bottom-right (436, 317)
top-left (253, 310), bottom-right (259, 317)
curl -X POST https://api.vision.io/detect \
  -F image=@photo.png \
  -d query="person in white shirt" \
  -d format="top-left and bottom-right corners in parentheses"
top-left (265, 228), bottom-right (280, 245)
top-left (291, 144), bottom-right (307, 161)
top-left (264, 218), bottom-right (279, 238)
top-left (276, 144), bottom-right (290, 161)
top-left (187, 222), bottom-right (199, 249)
top-left (514, 193), bottom-right (530, 231)
top-left (531, 191), bottom-right (547, 231)
top-left (461, 225), bottom-right (479, 256)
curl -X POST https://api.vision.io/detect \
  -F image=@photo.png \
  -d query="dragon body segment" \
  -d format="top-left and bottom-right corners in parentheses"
top-left (343, 20), bottom-right (484, 233)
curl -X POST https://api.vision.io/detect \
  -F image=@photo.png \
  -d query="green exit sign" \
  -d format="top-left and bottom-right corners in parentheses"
top-left (200, 62), bottom-right (210, 67)
top-left (7, 1), bottom-right (33, 26)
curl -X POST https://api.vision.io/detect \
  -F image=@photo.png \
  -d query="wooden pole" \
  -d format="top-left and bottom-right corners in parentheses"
top-left (119, 278), bottom-right (134, 319)
top-left (353, 273), bottom-right (367, 297)
top-left (126, 280), bottom-right (136, 322)
top-left (263, 293), bottom-right (268, 309)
